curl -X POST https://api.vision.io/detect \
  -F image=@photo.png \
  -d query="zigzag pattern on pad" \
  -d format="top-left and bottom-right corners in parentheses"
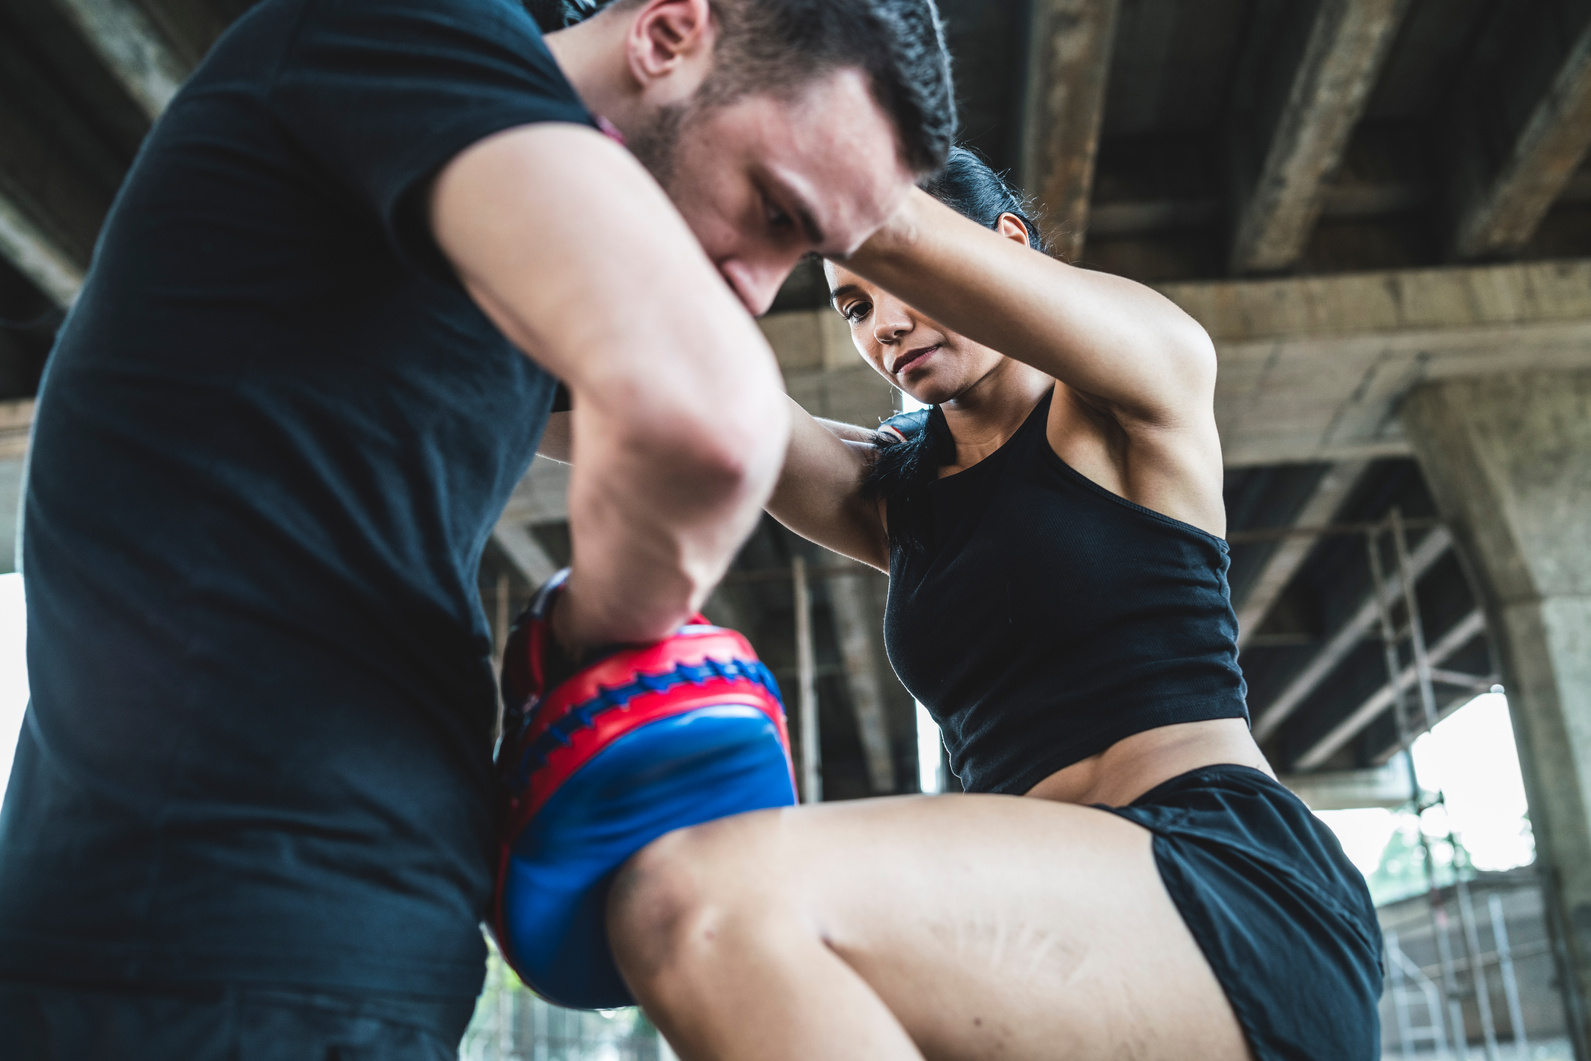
top-left (503, 658), bottom-right (783, 789)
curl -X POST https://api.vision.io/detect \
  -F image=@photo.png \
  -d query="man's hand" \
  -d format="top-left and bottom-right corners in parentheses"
top-left (432, 123), bottom-right (790, 649)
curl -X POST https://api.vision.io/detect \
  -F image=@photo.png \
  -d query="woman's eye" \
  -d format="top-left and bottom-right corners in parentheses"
top-left (841, 303), bottom-right (871, 323)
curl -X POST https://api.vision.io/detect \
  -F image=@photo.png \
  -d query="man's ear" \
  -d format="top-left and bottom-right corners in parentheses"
top-left (996, 212), bottom-right (1032, 247)
top-left (623, 0), bottom-right (716, 99)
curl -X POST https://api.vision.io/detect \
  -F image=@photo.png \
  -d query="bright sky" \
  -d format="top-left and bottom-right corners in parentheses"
top-left (1316, 691), bottom-right (1535, 878)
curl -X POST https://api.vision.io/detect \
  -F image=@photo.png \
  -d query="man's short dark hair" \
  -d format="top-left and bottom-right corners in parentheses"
top-left (528, 0), bottom-right (956, 174)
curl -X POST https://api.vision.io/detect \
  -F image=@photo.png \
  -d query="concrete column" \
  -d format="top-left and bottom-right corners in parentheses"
top-left (1402, 370), bottom-right (1591, 1054)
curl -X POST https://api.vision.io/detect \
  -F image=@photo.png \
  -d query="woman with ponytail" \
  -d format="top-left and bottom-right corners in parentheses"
top-left (599, 148), bottom-right (1383, 1061)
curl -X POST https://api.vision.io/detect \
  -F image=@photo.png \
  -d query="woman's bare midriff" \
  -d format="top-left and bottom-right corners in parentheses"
top-left (1023, 717), bottom-right (1274, 807)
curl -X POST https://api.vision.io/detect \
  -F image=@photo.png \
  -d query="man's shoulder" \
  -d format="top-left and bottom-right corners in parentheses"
top-left (190, 0), bottom-right (560, 93)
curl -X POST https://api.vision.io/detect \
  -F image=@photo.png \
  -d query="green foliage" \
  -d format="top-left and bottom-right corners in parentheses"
top-left (1364, 811), bottom-right (1476, 908)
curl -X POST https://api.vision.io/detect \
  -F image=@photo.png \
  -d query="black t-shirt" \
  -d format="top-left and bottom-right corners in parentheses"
top-left (0, 0), bottom-right (593, 996)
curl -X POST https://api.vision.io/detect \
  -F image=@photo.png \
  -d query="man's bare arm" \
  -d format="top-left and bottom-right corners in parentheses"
top-left (433, 123), bottom-right (789, 648)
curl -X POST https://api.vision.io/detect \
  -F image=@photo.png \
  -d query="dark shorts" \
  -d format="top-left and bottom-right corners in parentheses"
top-left (0, 980), bottom-right (477, 1061)
top-left (1103, 764), bottom-right (1384, 1061)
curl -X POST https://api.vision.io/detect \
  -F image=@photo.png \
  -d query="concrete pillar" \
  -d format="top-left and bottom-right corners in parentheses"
top-left (1402, 369), bottom-right (1591, 1055)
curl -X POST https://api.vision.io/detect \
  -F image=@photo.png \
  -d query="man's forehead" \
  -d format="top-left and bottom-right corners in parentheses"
top-left (763, 159), bottom-right (910, 257)
top-left (757, 70), bottom-right (914, 249)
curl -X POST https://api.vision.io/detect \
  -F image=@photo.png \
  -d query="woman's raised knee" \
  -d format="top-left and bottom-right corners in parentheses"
top-left (607, 817), bottom-right (783, 988)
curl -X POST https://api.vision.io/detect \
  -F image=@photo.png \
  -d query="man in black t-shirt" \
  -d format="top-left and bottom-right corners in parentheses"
top-left (0, 0), bottom-right (953, 1054)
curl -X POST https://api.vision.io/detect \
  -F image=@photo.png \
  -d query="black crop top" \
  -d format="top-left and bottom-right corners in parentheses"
top-left (883, 391), bottom-right (1248, 795)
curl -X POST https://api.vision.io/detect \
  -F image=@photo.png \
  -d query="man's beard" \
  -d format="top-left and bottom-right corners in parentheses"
top-left (626, 101), bottom-right (689, 192)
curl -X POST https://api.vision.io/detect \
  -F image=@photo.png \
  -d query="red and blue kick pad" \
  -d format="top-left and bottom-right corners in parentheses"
top-left (491, 573), bottom-right (797, 1009)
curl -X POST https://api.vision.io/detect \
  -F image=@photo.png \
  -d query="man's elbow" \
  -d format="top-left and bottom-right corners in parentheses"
top-left (631, 390), bottom-right (790, 509)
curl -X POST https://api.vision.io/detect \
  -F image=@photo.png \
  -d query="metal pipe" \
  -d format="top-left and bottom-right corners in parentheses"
top-left (1488, 891), bottom-right (1530, 1059)
top-left (1393, 510), bottom-right (1500, 1060)
top-left (1369, 527), bottom-right (1467, 1057)
top-left (1459, 880), bottom-right (1502, 1060)
top-left (1252, 524), bottom-right (1452, 740)
top-left (494, 571), bottom-right (510, 659)
top-left (792, 555), bottom-right (821, 804)
top-left (1434, 904), bottom-right (1473, 1059)
top-left (1391, 509), bottom-right (1443, 735)
top-left (1387, 930), bottom-right (1417, 1060)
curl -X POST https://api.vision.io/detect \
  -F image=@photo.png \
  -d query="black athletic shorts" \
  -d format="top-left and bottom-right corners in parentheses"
top-left (1103, 764), bottom-right (1384, 1061)
top-left (0, 979), bottom-right (477, 1060)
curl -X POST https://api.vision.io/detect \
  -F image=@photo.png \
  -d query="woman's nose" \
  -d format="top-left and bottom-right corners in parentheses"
top-left (874, 311), bottom-right (912, 345)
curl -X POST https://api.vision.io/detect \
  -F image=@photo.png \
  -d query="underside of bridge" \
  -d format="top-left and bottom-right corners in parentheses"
top-left (5, 0), bottom-right (1591, 1049)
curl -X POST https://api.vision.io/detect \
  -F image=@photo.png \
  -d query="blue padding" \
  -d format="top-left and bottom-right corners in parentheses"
top-left (502, 705), bottom-right (797, 1009)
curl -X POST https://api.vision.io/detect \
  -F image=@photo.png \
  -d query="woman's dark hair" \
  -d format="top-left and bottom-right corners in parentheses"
top-left (525, 0), bottom-right (956, 174)
top-left (862, 147), bottom-right (1045, 552)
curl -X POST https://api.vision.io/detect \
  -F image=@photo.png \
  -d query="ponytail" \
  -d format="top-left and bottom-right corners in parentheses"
top-left (861, 406), bottom-right (956, 554)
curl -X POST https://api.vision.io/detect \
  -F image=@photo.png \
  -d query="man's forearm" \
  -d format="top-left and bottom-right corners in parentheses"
top-left (432, 125), bottom-right (790, 650)
top-left (558, 395), bottom-right (786, 647)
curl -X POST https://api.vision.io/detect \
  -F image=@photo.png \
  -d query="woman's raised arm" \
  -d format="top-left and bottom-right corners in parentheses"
top-left (766, 396), bottom-right (889, 572)
top-left (841, 188), bottom-right (1216, 429)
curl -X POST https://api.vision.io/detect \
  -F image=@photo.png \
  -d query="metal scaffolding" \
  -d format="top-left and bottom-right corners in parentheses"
top-left (1369, 510), bottom-right (1528, 1060)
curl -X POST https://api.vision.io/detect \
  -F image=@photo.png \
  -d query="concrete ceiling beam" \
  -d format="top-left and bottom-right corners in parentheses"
top-left (1293, 607), bottom-right (1486, 771)
top-left (1251, 524), bottom-right (1450, 743)
top-left (498, 456), bottom-right (571, 528)
top-left (1235, 459), bottom-right (1371, 649)
top-left (50, 0), bottom-right (186, 121)
top-left (1448, 11), bottom-right (1591, 259)
top-left (0, 192), bottom-right (83, 307)
top-left (0, 400), bottom-right (35, 461)
top-left (1228, 0), bottom-right (1412, 274)
top-left (1018, 0), bottom-right (1120, 262)
top-left (0, 35), bottom-right (116, 304)
top-left (1162, 259), bottom-right (1591, 468)
top-left (489, 521), bottom-right (559, 588)
top-left (1280, 757), bottom-right (1413, 811)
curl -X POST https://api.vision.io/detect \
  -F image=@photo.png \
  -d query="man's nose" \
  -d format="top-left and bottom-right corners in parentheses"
top-left (718, 258), bottom-right (791, 318)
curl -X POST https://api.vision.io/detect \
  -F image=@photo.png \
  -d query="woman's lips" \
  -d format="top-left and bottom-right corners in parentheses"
top-left (892, 344), bottom-right (939, 375)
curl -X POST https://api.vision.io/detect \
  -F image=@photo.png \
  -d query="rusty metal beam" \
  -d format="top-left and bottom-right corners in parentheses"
top-left (1229, 0), bottom-right (1412, 273)
top-left (1019, 0), bottom-right (1120, 261)
top-left (1450, 13), bottom-right (1591, 258)
top-left (827, 568), bottom-right (897, 795)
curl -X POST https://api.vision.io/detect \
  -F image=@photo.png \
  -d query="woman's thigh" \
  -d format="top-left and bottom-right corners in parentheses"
top-left (618, 794), bottom-right (1253, 1061)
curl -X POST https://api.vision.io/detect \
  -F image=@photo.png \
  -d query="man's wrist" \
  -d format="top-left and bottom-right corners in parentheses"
top-left (548, 584), bottom-right (584, 652)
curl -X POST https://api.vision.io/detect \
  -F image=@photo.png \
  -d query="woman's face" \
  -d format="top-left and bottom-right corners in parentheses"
top-left (824, 262), bottom-right (1006, 407)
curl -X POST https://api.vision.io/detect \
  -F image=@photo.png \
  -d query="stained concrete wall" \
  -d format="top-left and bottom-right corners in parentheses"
top-left (1402, 370), bottom-right (1591, 1055)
